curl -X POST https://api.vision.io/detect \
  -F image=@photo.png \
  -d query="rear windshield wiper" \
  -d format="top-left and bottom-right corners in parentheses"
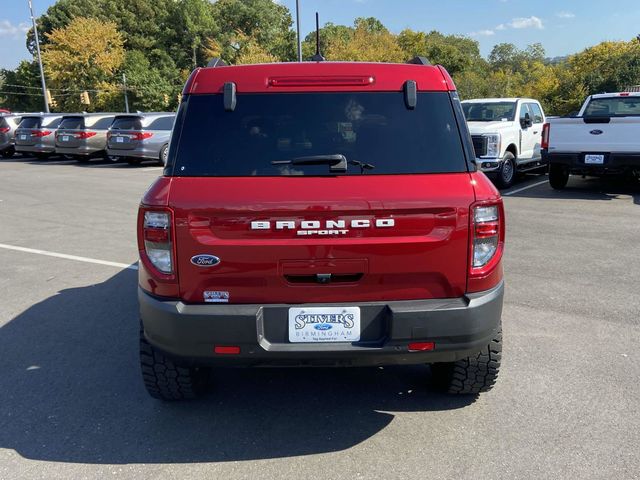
top-left (271, 154), bottom-right (374, 174)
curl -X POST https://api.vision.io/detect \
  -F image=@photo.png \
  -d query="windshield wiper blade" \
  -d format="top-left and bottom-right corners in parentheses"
top-left (272, 154), bottom-right (347, 172)
top-left (349, 159), bottom-right (375, 173)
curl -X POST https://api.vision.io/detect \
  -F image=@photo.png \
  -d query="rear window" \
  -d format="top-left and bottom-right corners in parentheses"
top-left (19, 117), bottom-right (41, 129)
top-left (59, 117), bottom-right (84, 130)
top-left (583, 97), bottom-right (640, 117)
top-left (171, 92), bottom-right (467, 176)
top-left (111, 116), bottom-right (143, 130)
top-left (148, 116), bottom-right (174, 130)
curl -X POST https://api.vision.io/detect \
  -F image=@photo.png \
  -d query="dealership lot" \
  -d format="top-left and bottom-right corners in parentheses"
top-left (0, 158), bottom-right (639, 479)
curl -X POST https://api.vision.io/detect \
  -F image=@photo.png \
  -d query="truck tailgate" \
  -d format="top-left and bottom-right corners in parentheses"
top-left (548, 117), bottom-right (640, 153)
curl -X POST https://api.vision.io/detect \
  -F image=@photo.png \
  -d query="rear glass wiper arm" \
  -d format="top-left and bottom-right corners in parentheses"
top-left (272, 154), bottom-right (348, 172)
top-left (271, 155), bottom-right (375, 174)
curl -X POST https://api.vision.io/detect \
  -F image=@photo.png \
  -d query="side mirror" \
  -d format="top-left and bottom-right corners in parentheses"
top-left (521, 112), bottom-right (533, 128)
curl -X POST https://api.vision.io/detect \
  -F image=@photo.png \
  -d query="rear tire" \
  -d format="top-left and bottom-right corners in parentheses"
top-left (139, 326), bottom-right (210, 401)
top-left (495, 153), bottom-right (516, 189)
top-left (549, 164), bottom-right (569, 190)
top-left (1, 146), bottom-right (15, 158)
top-left (431, 327), bottom-right (502, 394)
top-left (159, 144), bottom-right (169, 166)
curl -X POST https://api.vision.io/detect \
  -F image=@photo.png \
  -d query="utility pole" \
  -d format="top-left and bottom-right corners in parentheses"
top-left (28, 0), bottom-right (49, 113)
top-left (295, 0), bottom-right (302, 61)
top-left (122, 73), bottom-right (130, 113)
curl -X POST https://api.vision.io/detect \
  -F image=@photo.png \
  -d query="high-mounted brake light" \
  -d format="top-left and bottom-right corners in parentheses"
top-left (31, 130), bottom-right (51, 137)
top-left (269, 76), bottom-right (375, 87)
top-left (541, 123), bottom-right (550, 149)
top-left (143, 210), bottom-right (173, 274)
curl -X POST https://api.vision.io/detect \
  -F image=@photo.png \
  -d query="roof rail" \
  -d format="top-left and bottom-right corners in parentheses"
top-left (207, 57), bottom-right (227, 68)
top-left (407, 56), bottom-right (431, 66)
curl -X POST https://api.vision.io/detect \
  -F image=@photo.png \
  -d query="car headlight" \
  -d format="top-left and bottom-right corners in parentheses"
top-left (484, 134), bottom-right (501, 158)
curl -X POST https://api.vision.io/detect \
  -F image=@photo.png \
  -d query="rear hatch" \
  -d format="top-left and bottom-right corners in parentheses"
top-left (168, 90), bottom-right (474, 304)
top-left (56, 116), bottom-right (86, 149)
top-left (108, 116), bottom-right (143, 151)
top-left (15, 117), bottom-right (43, 146)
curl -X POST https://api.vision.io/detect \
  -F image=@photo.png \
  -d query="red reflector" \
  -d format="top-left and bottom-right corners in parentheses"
top-left (475, 222), bottom-right (499, 237)
top-left (144, 228), bottom-right (169, 243)
top-left (214, 345), bottom-right (240, 355)
top-left (408, 342), bottom-right (435, 352)
top-left (269, 76), bottom-right (375, 87)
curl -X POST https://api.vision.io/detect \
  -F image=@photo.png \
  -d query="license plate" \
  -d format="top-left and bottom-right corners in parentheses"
top-left (585, 154), bottom-right (604, 165)
top-left (20, 134), bottom-right (27, 140)
top-left (288, 307), bottom-right (361, 343)
top-left (62, 135), bottom-right (69, 142)
top-left (116, 136), bottom-right (124, 143)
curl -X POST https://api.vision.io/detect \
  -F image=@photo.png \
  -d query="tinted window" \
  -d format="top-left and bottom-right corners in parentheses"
top-left (0, 118), bottom-right (8, 129)
top-left (584, 97), bottom-right (640, 117)
top-left (111, 116), bottom-right (143, 130)
top-left (462, 102), bottom-right (516, 122)
top-left (19, 117), bottom-right (41, 129)
top-left (148, 116), bottom-right (174, 130)
top-left (59, 117), bottom-right (84, 130)
top-left (172, 92), bottom-right (467, 176)
top-left (528, 103), bottom-right (544, 123)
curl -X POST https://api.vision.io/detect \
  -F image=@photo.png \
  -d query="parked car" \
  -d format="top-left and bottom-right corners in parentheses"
top-left (107, 112), bottom-right (175, 165)
top-left (462, 98), bottom-right (547, 188)
top-left (137, 59), bottom-right (505, 401)
top-left (543, 92), bottom-right (640, 189)
top-left (55, 113), bottom-right (117, 161)
top-left (14, 114), bottom-right (64, 159)
top-left (0, 113), bottom-right (22, 158)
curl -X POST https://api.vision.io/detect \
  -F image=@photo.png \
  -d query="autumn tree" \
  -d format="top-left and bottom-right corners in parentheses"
top-left (323, 17), bottom-right (404, 62)
top-left (42, 17), bottom-right (124, 111)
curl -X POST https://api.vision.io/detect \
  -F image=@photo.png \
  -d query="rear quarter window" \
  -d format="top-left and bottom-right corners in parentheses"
top-left (170, 92), bottom-right (468, 176)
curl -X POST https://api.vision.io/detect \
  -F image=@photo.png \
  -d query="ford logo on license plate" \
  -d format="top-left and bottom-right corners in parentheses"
top-left (190, 254), bottom-right (221, 267)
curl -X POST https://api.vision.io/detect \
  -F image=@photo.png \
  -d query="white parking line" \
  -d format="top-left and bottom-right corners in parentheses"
top-left (503, 180), bottom-right (548, 196)
top-left (0, 243), bottom-right (138, 270)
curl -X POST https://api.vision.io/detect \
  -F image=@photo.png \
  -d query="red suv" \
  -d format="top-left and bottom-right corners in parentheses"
top-left (137, 58), bottom-right (505, 400)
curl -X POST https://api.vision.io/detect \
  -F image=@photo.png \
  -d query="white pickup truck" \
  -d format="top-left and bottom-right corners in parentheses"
top-left (462, 98), bottom-right (547, 188)
top-left (543, 92), bottom-right (640, 189)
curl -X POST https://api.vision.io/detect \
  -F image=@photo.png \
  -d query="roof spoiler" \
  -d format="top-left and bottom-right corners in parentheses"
top-left (207, 57), bottom-right (227, 68)
top-left (407, 56), bottom-right (431, 66)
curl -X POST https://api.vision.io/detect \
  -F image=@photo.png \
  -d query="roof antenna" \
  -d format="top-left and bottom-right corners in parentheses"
top-left (310, 12), bottom-right (325, 62)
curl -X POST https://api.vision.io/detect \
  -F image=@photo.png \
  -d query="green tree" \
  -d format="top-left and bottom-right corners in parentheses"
top-left (0, 62), bottom-right (45, 112)
top-left (41, 17), bottom-right (125, 111)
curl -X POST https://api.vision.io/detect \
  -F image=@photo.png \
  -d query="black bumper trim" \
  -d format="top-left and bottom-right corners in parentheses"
top-left (543, 151), bottom-right (640, 172)
top-left (140, 282), bottom-right (504, 366)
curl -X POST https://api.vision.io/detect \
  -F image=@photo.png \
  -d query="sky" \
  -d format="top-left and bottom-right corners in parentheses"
top-left (1, 0), bottom-right (640, 70)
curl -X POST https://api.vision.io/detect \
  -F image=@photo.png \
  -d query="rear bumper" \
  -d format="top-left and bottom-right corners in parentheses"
top-left (107, 146), bottom-right (160, 160)
top-left (15, 144), bottom-right (55, 154)
top-left (140, 281), bottom-right (504, 367)
top-left (544, 151), bottom-right (640, 173)
top-left (56, 145), bottom-right (104, 156)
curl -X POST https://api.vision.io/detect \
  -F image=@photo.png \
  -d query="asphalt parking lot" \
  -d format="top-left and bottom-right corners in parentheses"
top-left (1, 156), bottom-right (639, 479)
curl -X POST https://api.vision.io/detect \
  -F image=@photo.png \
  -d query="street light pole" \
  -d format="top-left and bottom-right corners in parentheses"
top-left (28, 0), bottom-right (49, 113)
top-left (295, 0), bottom-right (302, 61)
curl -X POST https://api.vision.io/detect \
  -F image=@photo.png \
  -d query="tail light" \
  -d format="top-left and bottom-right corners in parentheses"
top-left (541, 123), bottom-right (550, 149)
top-left (75, 131), bottom-right (97, 139)
top-left (132, 132), bottom-right (153, 141)
top-left (468, 201), bottom-right (505, 292)
top-left (31, 130), bottom-right (52, 137)
top-left (0, 127), bottom-right (10, 133)
top-left (142, 210), bottom-right (174, 274)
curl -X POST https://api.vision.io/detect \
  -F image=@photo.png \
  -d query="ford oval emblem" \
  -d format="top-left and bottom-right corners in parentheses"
top-left (190, 254), bottom-right (221, 267)
top-left (314, 324), bottom-right (333, 331)
top-left (590, 129), bottom-right (604, 135)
